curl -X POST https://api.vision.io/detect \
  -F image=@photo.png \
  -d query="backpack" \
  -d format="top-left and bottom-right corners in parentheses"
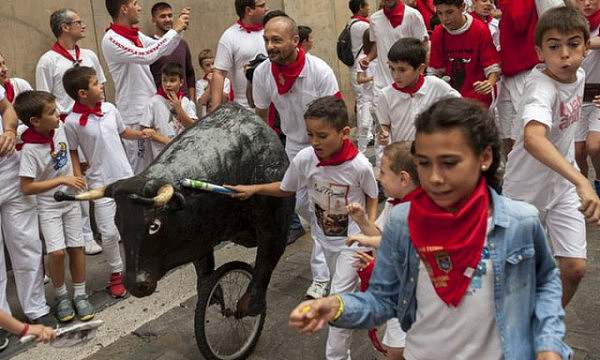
top-left (337, 19), bottom-right (362, 67)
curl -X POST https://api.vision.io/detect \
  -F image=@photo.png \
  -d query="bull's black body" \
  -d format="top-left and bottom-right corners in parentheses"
top-left (105, 103), bottom-right (294, 316)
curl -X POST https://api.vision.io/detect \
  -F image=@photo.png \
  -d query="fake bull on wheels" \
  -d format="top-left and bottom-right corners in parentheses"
top-left (55, 103), bottom-right (295, 360)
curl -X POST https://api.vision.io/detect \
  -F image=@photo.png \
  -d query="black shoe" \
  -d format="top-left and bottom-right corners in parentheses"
top-left (287, 227), bottom-right (306, 245)
top-left (30, 313), bottom-right (58, 328)
top-left (0, 329), bottom-right (8, 352)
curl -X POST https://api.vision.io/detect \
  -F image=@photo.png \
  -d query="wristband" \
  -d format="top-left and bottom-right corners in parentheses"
top-left (18, 323), bottom-right (29, 339)
top-left (331, 294), bottom-right (344, 322)
top-left (3, 128), bottom-right (17, 136)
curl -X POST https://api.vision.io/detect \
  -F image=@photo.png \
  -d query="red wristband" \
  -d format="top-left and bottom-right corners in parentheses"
top-left (18, 323), bottom-right (29, 339)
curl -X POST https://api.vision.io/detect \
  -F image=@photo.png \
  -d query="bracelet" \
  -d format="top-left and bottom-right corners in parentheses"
top-left (3, 128), bottom-right (16, 136)
top-left (18, 323), bottom-right (29, 339)
top-left (331, 294), bottom-right (344, 322)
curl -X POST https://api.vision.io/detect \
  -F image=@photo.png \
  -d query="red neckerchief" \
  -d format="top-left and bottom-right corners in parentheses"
top-left (4, 79), bottom-right (14, 103)
top-left (364, 50), bottom-right (370, 56)
top-left (16, 128), bottom-right (55, 152)
top-left (237, 19), bottom-right (264, 33)
top-left (387, 187), bottom-right (420, 205)
top-left (203, 73), bottom-right (209, 80)
top-left (271, 47), bottom-right (306, 95)
top-left (107, 24), bottom-right (143, 47)
top-left (383, 1), bottom-right (406, 28)
top-left (392, 74), bottom-right (425, 97)
top-left (351, 15), bottom-right (370, 23)
top-left (156, 87), bottom-right (184, 100)
top-left (72, 102), bottom-right (103, 126)
top-left (588, 9), bottom-right (600, 33)
top-left (51, 42), bottom-right (82, 65)
top-left (408, 177), bottom-right (489, 307)
top-left (470, 11), bottom-right (492, 24)
top-left (316, 138), bottom-right (359, 167)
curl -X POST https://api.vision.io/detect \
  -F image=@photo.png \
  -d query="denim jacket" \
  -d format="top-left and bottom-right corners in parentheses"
top-left (334, 187), bottom-right (572, 360)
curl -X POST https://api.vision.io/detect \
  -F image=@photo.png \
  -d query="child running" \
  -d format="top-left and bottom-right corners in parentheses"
top-left (227, 96), bottom-right (378, 360)
top-left (289, 97), bottom-right (571, 360)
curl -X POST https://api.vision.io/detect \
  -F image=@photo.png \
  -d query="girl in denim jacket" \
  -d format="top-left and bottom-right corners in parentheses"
top-left (290, 97), bottom-right (571, 360)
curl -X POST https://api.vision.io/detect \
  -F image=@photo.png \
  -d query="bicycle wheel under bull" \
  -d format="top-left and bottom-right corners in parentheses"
top-left (195, 261), bottom-right (265, 360)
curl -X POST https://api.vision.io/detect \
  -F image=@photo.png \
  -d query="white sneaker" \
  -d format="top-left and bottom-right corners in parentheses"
top-left (85, 239), bottom-right (103, 255)
top-left (305, 281), bottom-right (329, 299)
top-left (43, 274), bottom-right (50, 284)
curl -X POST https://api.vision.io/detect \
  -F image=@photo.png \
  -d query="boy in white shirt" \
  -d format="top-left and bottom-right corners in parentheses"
top-left (15, 90), bottom-right (94, 323)
top-left (504, 6), bottom-right (600, 307)
top-left (354, 30), bottom-right (377, 154)
top-left (227, 96), bottom-right (379, 360)
top-left (62, 66), bottom-right (155, 298)
top-left (195, 49), bottom-right (231, 118)
top-left (140, 62), bottom-right (197, 160)
top-left (377, 38), bottom-right (460, 145)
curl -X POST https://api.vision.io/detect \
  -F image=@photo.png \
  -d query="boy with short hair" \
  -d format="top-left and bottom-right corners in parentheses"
top-left (504, 5), bottom-right (599, 307)
top-left (15, 90), bottom-right (94, 323)
top-left (196, 49), bottom-right (231, 118)
top-left (228, 96), bottom-right (379, 360)
top-left (140, 62), bottom-right (198, 159)
top-left (470, 0), bottom-right (500, 51)
top-left (62, 66), bottom-right (155, 298)
top-left (298, 25), bottom-right (314, 52)
top-left (354, 29), bottom-right (377, 154)
top-left (429, 0), bottom-right (501, 108)
top-left (377, 37), bottom-right (460, 145)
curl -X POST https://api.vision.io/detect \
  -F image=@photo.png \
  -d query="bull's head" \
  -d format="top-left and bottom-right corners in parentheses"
top-left (54, 181), bottom-right (190, 298)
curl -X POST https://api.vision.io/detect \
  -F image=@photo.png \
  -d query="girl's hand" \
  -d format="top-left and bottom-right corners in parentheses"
top-left (346, 234), bottom-right (379, 248)
top-left (223, 184), bottom-right (257, 200)
top-left (289, 296), bottom-right (341, 333)
top-left (345, 202), bottom-right (366, 222)
top-left (352, 250), bottom-right (375, 270)
top-left (535, 351), bottom-right (562, 360)
top-left (27, 324), bottom-right (56, 343)
top-left (61, 176), bottom-right (87, 190)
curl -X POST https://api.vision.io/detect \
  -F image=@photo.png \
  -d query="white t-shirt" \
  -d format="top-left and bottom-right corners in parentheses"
top-left (195, 77), bottom-right (231, 118)
top-left (214, 24), bottom-right (266, 109)
top-left (504, 65), bottom-right (584, 209)
top-left (64, 102), bottom-right (133, 189)
top-left (369, 7), bottom-right (428, 91)
top-left (101, 28), bottom-right (182, 122)
top-left (378, 76), bottom-right (461, 142)
top-left (354, 53), bottom-right (377, 104)
top-left (349, 19), bottom-right (370, 61)
top-left (0, 86), bottom-right (20, 182)
top-left (252, 53), bottom-right (340, 159)
top-left (139, 94), bottom-right (198, 158)
top-left (18, 123), bottom-right (74, 209)
top-left (582, 27), bottom-right (600, 84)
top-left (36, 48), bottom-right (106, 115)
top-left (280, 147), bottom-right (378, 252)
top-left (405, 218), bottom-right (503, 360)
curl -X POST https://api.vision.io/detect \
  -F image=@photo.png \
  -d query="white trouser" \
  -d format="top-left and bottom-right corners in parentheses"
top-left (80, 201), bottom-right (94, 243)
top-left (0, 179), bottom-right (49, 319)
top-left (373, 87), bottom-right (385, 167)
top-left (122, 123), bottom-right (152, 175)
top-left (323, 247), bottom-right (360, 360)
top-left (497, 71), bottom-right (530, 140)
top-left (93, 198), bottom-right (123, 273)
top-left (356, 100), bottom-right (374, 153)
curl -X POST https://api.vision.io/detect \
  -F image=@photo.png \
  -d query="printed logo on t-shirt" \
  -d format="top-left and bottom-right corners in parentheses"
top-left (51, 142), bottom-right (68, 171)
top-left (559, 95), bottom-right (583, 130)
top-left (449, 56), bottom-right (471, 93)
top-left (313, 182), bottom-right (350, 237)
top-left (466, 245), bottom-right (489, 295)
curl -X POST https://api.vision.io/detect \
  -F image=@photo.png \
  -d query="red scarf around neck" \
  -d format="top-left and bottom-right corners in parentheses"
top-left (392, 74), bottom-right (425, 97)
top-left (16, 128), bottom-right (55, 152)
top-left (387, 187), bottom-right (420, 206)
top-left (383, 1), bottom-right (406, 28)
top-left (51, 42), bottom-right (82, 65)
top-left (72, 102), bottom-right (103, 126)
top-left (351, 15), bottom-right (370, 23)
top-left (470, 11), bottom-right (492, 24)
top-left (107, 24), bottom-right (143, 47)
top-left (237, 19), bottom-right (264, 33)
top-left (4, 79), bottom-right (14, 103)
top-left (156, 87), bottom-right (184, 100)
top-left (407, 177), bottom-right (489, 307)
top-left (316, 138), bottom-right (359, 167)
top-left (271, 47), bottom-right (306, 95)
top-left (588, 9), bottom-right (600, 33)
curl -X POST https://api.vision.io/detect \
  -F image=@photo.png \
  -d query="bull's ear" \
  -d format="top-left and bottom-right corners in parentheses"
top-left (163, 191), bottom-right (186, 212)
top-left (104, 182), bottom-right (116, 198)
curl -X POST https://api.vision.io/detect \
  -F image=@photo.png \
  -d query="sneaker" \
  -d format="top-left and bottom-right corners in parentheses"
top-left (73, 295), bottom-right (95, 321)
top-left (109, 272), bottom-right (127, 298)
top-left (85, 239), bottom-right (103, 255)
top-left (30, 313), bottom-right (58, 328)
top-left (594, 179), bottom-right (600, 198)
top-left (43, 274), bottom-right (51, 284)
top-left (305, 280), bottom-right (330, 299)
top-left (0, 329), bottom-right (8, 352)
top-left (56, 295), bottom-right (75, 323)
top-left (287, 227), bottom-right (306, 245)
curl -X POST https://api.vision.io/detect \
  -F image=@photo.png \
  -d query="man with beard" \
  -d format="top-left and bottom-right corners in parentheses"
top-left (149, 2), bottom-right (196, 100)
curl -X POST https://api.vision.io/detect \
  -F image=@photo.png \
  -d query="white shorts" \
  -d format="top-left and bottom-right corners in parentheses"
top-left (576, 103), bottom-right (600, 142)
top-left (39, 203), bottom-right (84, 253)
top-left (497, 71), bottom-right (530, 140)
top-left (382, 317), bottom-right (407, 348)
top-left (540, 189), bottom-right (587, 259)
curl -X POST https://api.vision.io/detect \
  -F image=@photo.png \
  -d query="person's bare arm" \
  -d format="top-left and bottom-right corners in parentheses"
top-left (365, 196), bottom-right (378, 223)
top-left (20, 176), bottom-right (86, 195)
top-left (120, 127), bottom-right (154, 140)
top-left (255, 107), bottom-right (269, 123)
top-left (70, 150), bottom-right (82, 178)
top-left (356, 71), bottom-right (373, 84)
top-left (224, 182), bottom-right (294, 200)
top-left (209, 69), bottom-right (228, 112)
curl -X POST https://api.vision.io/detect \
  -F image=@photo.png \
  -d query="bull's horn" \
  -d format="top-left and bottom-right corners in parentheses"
top-left (128, 184), bottom-right (174, 207)
top-left (54, 186), bottom-right (106, 202)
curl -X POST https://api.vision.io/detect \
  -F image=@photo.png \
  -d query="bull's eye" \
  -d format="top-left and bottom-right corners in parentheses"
top-left (149, 219), bottom-right (161, 235)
